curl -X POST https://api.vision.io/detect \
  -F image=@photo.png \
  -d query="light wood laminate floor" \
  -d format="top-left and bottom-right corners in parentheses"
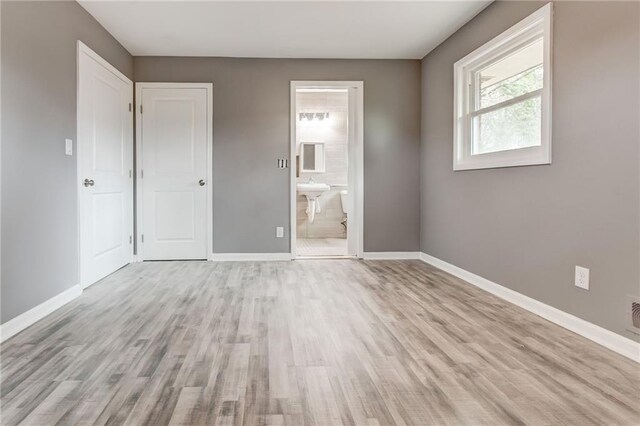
top-left (1, 260), bottom-right (639, 425)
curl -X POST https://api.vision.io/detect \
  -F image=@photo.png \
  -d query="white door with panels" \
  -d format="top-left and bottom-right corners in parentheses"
top-left (137, 84), bottom-right (212, 260)
top-left (78, 42), bottom-right (133, 288)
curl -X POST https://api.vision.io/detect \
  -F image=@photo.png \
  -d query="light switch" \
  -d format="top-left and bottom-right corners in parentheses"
top-left (65, 139), bottom-right (73, 156)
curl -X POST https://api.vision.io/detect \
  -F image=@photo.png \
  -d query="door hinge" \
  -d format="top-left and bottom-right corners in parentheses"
top-left (128, 103), bottom-right (132, 112)
top-left (140, 105), bottom-right (143, 114)
top-left (140, 170), bottom-right (144, 179)
top-left (141, 234), bottom-right (144, 243)
top-left (129, 235), bottom-right (132, 244)
top-left (129, 169), bottom-right (132, 178)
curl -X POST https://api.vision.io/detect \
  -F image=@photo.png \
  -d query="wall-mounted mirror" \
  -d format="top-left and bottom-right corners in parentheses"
top-left (300, 142), bottom-right (325, 173)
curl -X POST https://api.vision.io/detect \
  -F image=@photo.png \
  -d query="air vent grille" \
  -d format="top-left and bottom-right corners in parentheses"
top-left (632, 301), bottom-right (640, 329)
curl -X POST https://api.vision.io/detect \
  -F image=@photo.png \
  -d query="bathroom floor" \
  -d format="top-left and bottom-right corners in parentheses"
top-left (297, 238), bottom-right (347, 257)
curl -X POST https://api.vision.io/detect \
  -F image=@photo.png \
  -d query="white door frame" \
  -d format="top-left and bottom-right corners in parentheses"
top-left (290, 81), bottom-right (364, 258)
top-left (135, 82), bottom-right (213, 261)
top-left (76, 41), bottom-right (134, 288)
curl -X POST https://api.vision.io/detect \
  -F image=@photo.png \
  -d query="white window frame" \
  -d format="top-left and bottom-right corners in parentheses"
top-left (453, 3), bottom-right (553, 171)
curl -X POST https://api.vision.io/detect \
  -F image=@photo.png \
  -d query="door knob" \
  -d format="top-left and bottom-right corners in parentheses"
top-left (83, 179), bottom-right (95, 187)
top-left (198, 179), bottom-right (206, 186)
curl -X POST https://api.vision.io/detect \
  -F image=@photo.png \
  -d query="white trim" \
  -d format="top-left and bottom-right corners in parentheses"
top-left (419, 252), bottom-right (640, 363)
top-left (77, 41), bottom-right (130, 83)
top-left (290, 81), bottom-right (364, 259)
top-left (77, 41), bottom-right (134, 288)
top-left (82, 275), bottom-right (102, 290)
top-left (453, 3), bottom-right (553, 171)
top-left (363, 252), bottom-right (421, 260)
top-left (135, 82), bottom-right (214, 261)
top-left (0, 285), bottom-right (83, 343)
top-left (211, 253), bottom-right (292, 262)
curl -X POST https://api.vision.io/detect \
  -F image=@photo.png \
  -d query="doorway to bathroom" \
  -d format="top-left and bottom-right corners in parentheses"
top-left (290, 81), bottom-right (363, 258)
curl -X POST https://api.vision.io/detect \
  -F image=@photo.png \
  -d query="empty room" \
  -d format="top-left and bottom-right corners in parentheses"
top-left (1, 0), bottom-right (639, 425)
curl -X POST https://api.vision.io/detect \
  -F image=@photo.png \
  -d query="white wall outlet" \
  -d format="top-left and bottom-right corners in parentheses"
top-left (65, 139), bottom-right (73, 156)
top-left (575, 266), bottom-right (590, 290)
top-left (276, 226), bottom-right (284, 238)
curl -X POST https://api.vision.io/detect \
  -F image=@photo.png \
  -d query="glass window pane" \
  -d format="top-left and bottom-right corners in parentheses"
top-left (472, 96), bottom-right (541, 155)
top-left (478, 38), bottom-right (543, 109)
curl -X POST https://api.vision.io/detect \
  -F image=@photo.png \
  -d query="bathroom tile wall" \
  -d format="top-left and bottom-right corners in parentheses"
top-left (296, 91), bottom-right (348, 239)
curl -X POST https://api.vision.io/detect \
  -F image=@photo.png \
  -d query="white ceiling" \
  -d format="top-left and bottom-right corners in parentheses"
top-left (78, 1), bottom-right (492, 59)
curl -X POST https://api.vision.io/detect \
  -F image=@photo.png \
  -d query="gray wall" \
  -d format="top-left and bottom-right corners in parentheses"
top-left (421, 1), bottom-right (640, 339)
top-left (1, 1), bottom-right (133, 323)
top-left (134, 57), bottom-right (421, 254)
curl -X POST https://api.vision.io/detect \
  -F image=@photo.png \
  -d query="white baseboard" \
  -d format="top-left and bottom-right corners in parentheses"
top-left (362, 252), bottom-right (421, 260)
top-left (419, 253), bottom-right (640, 363)
top-left (210, 253), bottom-right (293, 262)
top-left (0, 285), bottom-right (83, 343)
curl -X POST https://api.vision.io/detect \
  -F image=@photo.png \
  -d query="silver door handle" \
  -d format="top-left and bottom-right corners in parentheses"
top-left (199, 179), bottom-right (206, 186)
top-left (83, 179), bottom-right (95, 187)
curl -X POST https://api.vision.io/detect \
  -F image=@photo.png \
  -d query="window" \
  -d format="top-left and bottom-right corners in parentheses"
top-left (454, 3), bottom-right (552, 170)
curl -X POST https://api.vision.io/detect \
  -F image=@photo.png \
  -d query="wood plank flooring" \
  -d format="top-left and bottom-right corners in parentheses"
top-left (1, 260), bottom-right (639, 425)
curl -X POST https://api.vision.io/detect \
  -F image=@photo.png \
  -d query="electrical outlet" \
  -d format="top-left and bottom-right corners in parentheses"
top-left (276, 226), bottom-right (284, 238)
top-left (65, 139), bottom-right (73, 156)
top-left (575, 266), bottom-right (589, 290)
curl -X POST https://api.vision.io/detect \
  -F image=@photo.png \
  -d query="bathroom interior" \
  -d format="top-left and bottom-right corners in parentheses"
top-left (295, 88), bottom-right (349, 257)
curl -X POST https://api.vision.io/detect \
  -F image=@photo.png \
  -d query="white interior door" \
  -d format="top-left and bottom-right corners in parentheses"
top-left (78, 42), bottom-right (133, 288)
top-left (138, 85), bottom-right (210, 260)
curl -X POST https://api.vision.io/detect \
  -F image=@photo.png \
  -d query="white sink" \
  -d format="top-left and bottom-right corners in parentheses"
top-left (297, 182), bottom-right (330, 223)
top-left (297, 182), bottom-right (330, 197)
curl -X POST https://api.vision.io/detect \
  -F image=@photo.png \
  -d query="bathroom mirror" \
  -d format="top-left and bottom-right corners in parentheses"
top-left (300, 142), bottom-right (325, 173)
